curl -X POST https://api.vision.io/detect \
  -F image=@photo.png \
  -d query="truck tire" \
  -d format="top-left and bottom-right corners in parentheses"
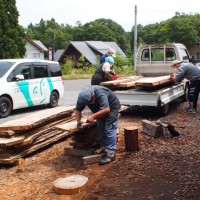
top-left (48, 91), bottom-right (59, 108)
top-left (158, 103), bottom-right (169, 116)
top-left (0, 96), bottom-right (12, 118)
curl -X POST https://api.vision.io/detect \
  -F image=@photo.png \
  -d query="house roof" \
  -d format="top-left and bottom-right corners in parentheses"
top-left (54, 49), bottom-right (65, 61)
top-left (70, 41), bottom-right (97, 64)
top-left (58, 41), bottom-right (126, 65)
top-left (26, 37), bottom-right (48, 52)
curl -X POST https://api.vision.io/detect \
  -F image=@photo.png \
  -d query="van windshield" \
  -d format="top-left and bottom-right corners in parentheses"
top-left (0, 62), bottom-right (15, 78)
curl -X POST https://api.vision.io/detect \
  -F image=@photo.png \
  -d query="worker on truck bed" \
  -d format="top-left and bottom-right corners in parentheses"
top-left (75, 85), bottom-right (121, 165)
top-left (91, 56), bottom-right (118, 85)
top-left (170, 60), bottom-right (200, 113)
top-left (100, 48), bottom-right (116, 64)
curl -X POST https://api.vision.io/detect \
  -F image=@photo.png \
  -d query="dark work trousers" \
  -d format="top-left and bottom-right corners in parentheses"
top-left (187, 80), bottom-right (200, 109)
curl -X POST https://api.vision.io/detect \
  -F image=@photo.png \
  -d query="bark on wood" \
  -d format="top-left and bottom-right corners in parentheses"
top-left (124, 126), bottom-right (139, 152)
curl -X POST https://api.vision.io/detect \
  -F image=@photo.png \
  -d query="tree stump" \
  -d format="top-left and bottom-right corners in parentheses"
top-left (124, 126), bottom-right (139, 152)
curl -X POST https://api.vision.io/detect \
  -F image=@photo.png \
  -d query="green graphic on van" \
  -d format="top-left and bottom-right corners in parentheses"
top-left (18, 78), bottom-right (54, 106)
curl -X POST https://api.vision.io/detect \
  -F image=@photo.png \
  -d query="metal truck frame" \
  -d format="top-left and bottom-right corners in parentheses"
top-left (114, 43), bottom-right (190, 115)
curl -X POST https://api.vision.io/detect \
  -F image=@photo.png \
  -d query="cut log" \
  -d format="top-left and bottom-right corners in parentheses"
top-left (53, 175), bottom-right (88, 195)
top-left (142, 119), bottom-right (162, 138)
top-left (124, 126), bottom-right (139, 152)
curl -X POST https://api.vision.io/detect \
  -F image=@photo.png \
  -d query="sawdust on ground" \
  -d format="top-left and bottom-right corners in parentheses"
top-left (0, 100), bottom-right (199, 200)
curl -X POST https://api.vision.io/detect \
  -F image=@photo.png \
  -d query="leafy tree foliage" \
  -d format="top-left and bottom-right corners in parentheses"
top-left (26, 18), bottom-right (73, 51)
top-left (0, 0), bottom-right (26, 58)
top-left (131, 13), bottom-right (200, 49)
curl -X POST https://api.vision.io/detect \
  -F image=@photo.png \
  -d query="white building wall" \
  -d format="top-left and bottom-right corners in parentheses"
top-left (24, 42), bottom-right (45, 59)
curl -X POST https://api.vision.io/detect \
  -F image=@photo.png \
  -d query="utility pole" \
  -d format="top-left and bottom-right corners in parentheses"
top-left (134, 5), bottom-right (137, 72)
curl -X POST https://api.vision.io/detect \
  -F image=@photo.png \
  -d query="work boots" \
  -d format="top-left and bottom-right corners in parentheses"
top-left (99, 149), bottom-right (115, 165)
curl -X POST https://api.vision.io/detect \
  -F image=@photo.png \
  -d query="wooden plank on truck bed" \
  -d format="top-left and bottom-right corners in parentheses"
top-left (0, 106), bottom-right (75, 131)
top-left (100, 76), bottom-right (142, 86)
top-left (118, 76), bottom-right (143, 87)
top-left (135, 75), bottom-right (172, 87)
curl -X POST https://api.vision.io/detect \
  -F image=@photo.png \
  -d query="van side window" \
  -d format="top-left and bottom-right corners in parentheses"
top-left (7, 64), bottom-right (31, 82)
top-left (33, 65), bottom-right (48, 78)
top-left (49, 63), bottom-right (62, 77)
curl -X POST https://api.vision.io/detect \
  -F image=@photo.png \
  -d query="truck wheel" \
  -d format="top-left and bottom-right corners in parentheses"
top-left (158, 103), bottom-right (169, 116)
top-left (48, 91), bottom-right (59, 108)
top-left (0, 97), bottom-right (12, 118)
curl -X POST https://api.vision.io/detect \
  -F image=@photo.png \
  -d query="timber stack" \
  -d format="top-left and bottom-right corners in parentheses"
top-left (100, 75), bottom-right (173, 88)
top-left (0, 106), bottom-right (96, 165)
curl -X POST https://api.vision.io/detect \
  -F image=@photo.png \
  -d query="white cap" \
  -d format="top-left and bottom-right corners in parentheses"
top-left (107, 48), bottom-right (116, 57)
top-left (171, 60), bottom-right (183, 67)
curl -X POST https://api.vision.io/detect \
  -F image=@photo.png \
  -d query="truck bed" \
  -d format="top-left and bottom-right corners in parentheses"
top-left (114, 82), bottom-right (186, 107)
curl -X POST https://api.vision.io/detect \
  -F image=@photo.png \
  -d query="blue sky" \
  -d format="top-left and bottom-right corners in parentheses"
top-left (16, 0), bottom-right (200, 32)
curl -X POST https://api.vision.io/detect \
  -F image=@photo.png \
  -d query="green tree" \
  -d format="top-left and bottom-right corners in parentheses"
top-left (26, 18), bottom-right (73, 51)
top-left (0, 0), bottom-right (26, 58)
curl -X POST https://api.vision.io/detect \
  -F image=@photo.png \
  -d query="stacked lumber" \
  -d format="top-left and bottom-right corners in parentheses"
top-left (0, 106), bottom-right (95, 165)
top-left (100, 75), bottom-right (172, 88)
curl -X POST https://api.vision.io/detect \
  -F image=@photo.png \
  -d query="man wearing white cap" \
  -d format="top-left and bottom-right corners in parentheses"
top-left (100, 48), bottom-right (116, 64)
top-left (170, 60), bottom-right (200, 113)
top-left (75, 85), bottom-right (121, 164)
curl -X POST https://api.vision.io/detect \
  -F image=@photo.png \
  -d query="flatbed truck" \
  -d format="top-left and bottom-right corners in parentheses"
top-left (114, 43), bottom-right (191, 115)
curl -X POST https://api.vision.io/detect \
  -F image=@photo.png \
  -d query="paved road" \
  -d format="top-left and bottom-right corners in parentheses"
top-left (60, 79), bottom-right (90, 106)
top-left (0, 79), bottom-right (91, 124)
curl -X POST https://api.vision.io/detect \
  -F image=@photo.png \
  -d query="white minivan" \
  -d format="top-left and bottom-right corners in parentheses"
top-left (0, 59), bottom-right (64, 118)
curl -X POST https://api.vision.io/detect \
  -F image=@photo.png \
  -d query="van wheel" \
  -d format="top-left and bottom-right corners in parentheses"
top-left (0, 97), bottom-right (12, 118)
top-left (48, 91), bottom-right (59, 108)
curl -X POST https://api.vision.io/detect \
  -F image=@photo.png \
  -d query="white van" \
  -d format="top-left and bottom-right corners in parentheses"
top-left (0, 59), bottom-right (64, 118)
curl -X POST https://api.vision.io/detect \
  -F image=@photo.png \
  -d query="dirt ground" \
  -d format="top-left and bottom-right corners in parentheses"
top-left (0, 100), bottom-right (200, 200)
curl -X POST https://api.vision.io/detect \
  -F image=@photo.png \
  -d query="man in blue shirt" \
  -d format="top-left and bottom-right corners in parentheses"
top-left (100, 48), bottom-right (116, 64)
top-left (75, 85), bottom-right (121, 165)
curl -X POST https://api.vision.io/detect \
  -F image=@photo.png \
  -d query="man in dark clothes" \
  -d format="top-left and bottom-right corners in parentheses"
top-left (170, 60), bottom-right (200, 113)
top-left (91, 56), bottom-right (118, 85)
top-left (75, 85), bottom-right (121, 165)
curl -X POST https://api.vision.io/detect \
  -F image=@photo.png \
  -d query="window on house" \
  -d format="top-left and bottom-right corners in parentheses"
top-left (33, 53), bottom-right (40, 58)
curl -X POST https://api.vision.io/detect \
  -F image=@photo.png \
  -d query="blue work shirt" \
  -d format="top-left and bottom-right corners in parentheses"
top-left (76, 85), bottom-right (121, 121)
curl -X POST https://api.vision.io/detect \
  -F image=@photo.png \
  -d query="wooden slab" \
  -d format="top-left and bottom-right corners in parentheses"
top-left (53, 175), bottom-right (88, 195)
top-left (118, 76), bottom-right (143, 87)
top-left (0, 106), bottom-right (75, 131)
top-left (0, 136), bottom-right (25, 147)
top-left (100, 76), bottom-right (142, 86)
top-left (0, 130), bottom-right (71, 164)
top-left (55, 118), bottom-right (93, 131)
top-left (135, 75), bottom-right (171, 87)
